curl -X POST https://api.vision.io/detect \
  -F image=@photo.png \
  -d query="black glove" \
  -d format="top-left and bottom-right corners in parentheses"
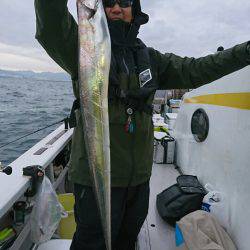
top-left (247, 41), bottom-right (250, 63)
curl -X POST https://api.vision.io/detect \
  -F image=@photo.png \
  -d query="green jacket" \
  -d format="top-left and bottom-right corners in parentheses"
top-left (35, 0), bottom-right (250, 187)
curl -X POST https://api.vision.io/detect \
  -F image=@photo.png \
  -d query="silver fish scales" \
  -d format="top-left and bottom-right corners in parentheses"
top-left (76, 0), bottom-right (111, 249)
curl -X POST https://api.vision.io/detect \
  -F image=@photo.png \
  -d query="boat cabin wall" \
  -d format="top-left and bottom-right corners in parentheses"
top-left (173, 67), bottom-right (250, 250)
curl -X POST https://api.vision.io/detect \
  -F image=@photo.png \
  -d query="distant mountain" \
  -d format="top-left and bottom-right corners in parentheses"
top-left (0, 69), bottom-right (71, 82)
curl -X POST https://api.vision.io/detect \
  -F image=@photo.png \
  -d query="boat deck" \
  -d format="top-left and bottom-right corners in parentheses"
top-left (137, 163), bottom-right (180, 250)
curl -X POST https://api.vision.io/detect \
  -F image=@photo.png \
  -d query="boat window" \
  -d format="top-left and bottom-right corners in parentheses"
top-left (191, 109), bottom-right (209, 142)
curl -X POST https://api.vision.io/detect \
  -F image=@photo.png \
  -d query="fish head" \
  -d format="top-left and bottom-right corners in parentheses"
top-left (77, 0), bottom-right (98, 10)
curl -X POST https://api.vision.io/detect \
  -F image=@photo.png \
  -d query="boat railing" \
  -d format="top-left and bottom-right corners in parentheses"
top-left (0, 124), bottom-right (73, 250)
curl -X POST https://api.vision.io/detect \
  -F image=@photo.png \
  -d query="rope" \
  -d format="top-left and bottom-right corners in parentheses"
top-left (0, 118), bottom-right (67, 150)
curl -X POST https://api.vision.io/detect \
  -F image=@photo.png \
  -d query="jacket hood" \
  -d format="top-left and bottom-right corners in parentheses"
top-left (107, 0), bottom-right (149, 47)
top-left (132, 0), bottom-right (149, 26)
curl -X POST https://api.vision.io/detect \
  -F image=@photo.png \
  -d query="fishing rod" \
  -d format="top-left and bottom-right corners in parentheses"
top-left (0, 118), bottom-right (68, 150)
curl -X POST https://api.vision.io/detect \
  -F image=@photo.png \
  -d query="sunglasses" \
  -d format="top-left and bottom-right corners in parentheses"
top-left (103, 0), bottom-right (133, 8)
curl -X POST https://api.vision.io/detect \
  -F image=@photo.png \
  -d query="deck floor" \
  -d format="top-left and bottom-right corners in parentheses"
top-left (137, 164), bottom-right (180, 250)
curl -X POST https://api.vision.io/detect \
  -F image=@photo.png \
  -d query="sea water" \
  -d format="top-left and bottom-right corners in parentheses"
top-left (0, 76), bottom-right (74, 165)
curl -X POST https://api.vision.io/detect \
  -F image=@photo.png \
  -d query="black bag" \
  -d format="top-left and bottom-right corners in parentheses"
top-left (156, 175), bottom-right (206, 227)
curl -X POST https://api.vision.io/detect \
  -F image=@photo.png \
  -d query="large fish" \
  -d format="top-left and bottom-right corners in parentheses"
top-left (76, 0), bottom-right (111, 249)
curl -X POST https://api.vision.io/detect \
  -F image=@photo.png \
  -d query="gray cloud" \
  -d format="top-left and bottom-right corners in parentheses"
top-left (0, 0), bottom-right (249, 72)
top-left (140, 0), bottom-right (250, 56)
top-left (0, 0), bottom-right (36, 47)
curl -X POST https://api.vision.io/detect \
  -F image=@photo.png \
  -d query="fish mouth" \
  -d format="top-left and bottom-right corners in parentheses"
top-left (78, 0), bottom-right (98, 19)
top-left (79, 0), bottom-right (98, 10)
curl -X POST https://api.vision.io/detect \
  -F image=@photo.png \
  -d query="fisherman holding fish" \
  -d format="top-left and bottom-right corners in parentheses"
top-left (34, 0), bottom-right (250, 249)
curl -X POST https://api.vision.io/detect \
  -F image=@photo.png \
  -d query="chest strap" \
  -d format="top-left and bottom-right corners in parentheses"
top-left (69, 97), bottom-right (153, 128)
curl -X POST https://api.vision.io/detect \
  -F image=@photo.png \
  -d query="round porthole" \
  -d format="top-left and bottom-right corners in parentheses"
top-left (191, 109), bottom-right (209, 142)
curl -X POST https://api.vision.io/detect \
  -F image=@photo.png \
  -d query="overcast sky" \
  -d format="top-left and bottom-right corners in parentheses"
top-left (0, 0), bottom-right (249, 73)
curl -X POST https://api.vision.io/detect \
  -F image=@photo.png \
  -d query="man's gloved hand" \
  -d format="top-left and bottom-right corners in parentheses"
top-left (247, 42), bottom-right (250, 63)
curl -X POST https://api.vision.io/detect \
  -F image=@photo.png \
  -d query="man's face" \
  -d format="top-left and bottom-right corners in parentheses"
top-left (104, 3), bottom-right (133, 23)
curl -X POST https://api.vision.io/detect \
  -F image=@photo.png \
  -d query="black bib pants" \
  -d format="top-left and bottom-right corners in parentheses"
top-left (70, 182), bottom-right (150, 250)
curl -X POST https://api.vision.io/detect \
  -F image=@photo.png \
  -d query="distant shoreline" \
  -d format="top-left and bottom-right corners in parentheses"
top-left (0, 68), bottom-right (71, 82)
top-left (0, 75), bottom-right (71, 82)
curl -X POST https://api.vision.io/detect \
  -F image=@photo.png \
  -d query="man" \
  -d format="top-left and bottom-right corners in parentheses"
top-left (34, 0), bottom-right (250, 249)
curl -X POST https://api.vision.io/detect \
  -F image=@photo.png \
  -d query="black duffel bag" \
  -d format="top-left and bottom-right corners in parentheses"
top-left (156, 175), bottom-right (207, 227)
